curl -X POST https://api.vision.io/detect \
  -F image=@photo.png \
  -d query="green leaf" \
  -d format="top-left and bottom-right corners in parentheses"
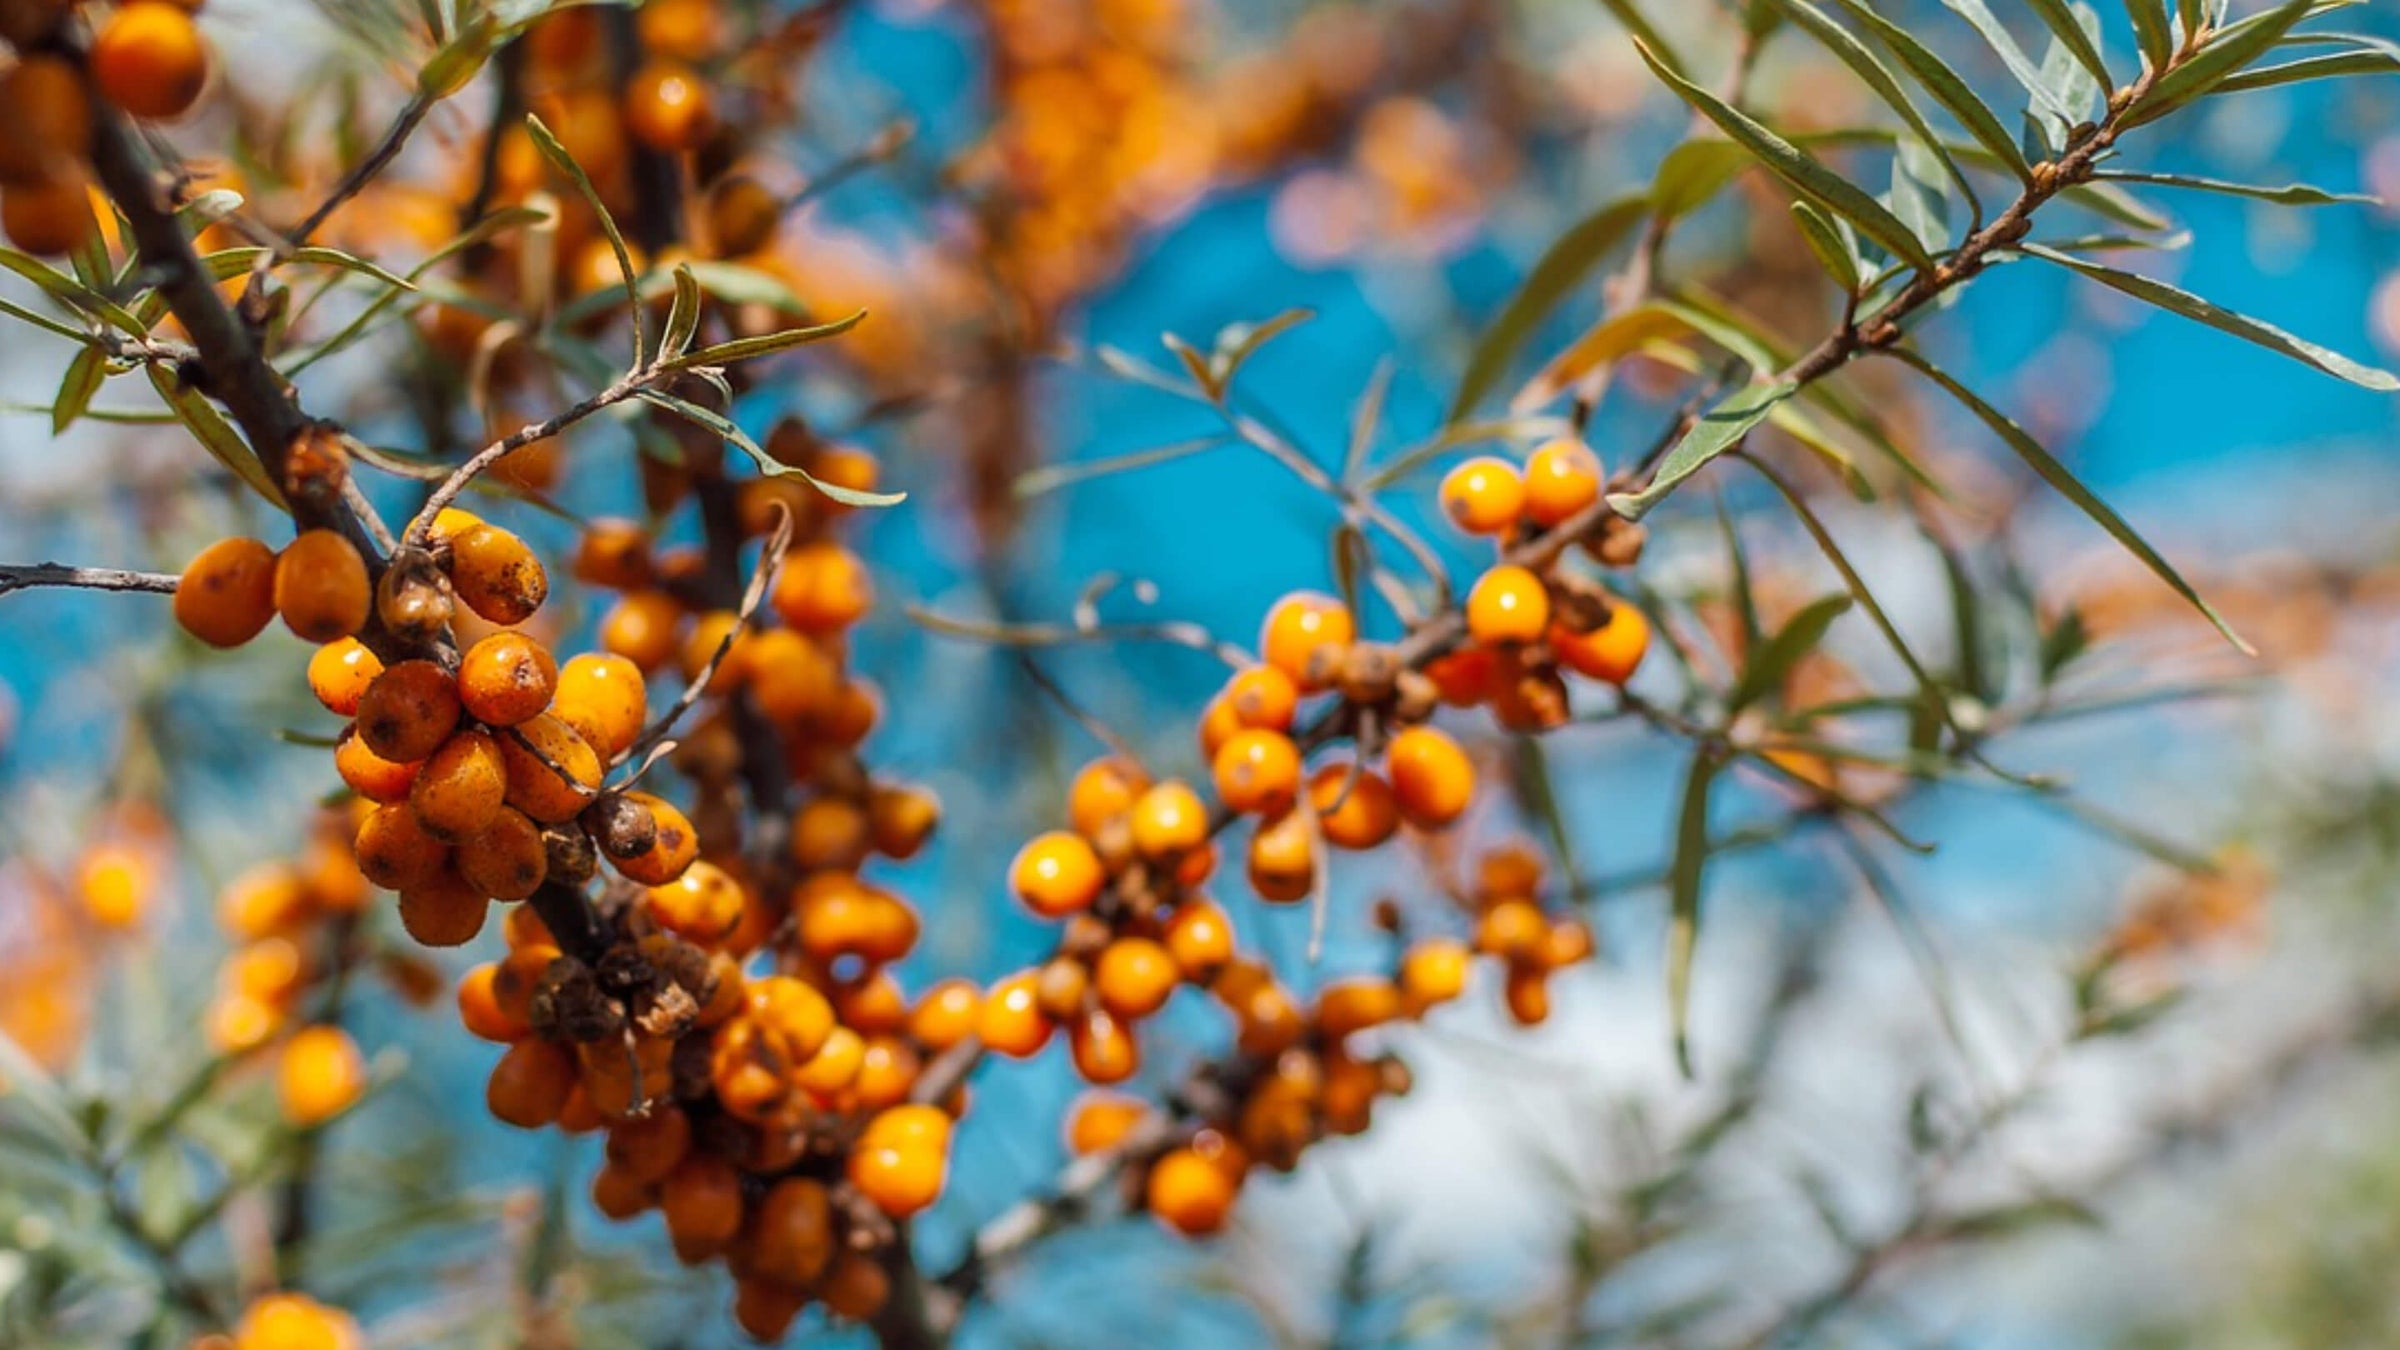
top-left (1829, 0), bottom-right (2032, 179)
top-left (1888, 346), bottom-right (2251, 654)
top-left (2026, 0), bottom-right (2113, 89)
top-left (659, 263), bottom-right (703, 362)
top-left (523, 112), bottom-right (644, 366)
top-left (1789, 201), bottom-right (1862, 290)
top-left (1941, 0), bottom-right (2080, 120)
top-left (147, 365), bottom-right (287, 507)
top-left (663, 309), bottom-right (867, 372)
top-left (1888, 134), bottom-right (1954, 254)
top-left (2216, 35), bottom-right (2400, 94)
top-left (1208, 308), bottom-right (1313, 393)
top-left (1666, 750), bottom-right (1724, 1079)
top-left (677, 259), bottom-right (809, 314)
top-left (1606, 379), bottom-right (1797, 520)
top-left (2019, 242), bottom-right (2399, 390)
top-left (1448, 194), bottom-right (1646, 421)
top-left (0, 1029), bottom-right (91, 1159)
top-left (1597, 0), bottom-right (1687, 79)
top-left (1729, 595), bottom-right (1853, 712)
top-left (0, 246), bottom-right (141, 333)
top-left (1634, 43), bottom-right (1936, 273)
top-left (2122, 0), bottom-right (2313, 128)
top-left (1769, 0), bottom-right (1980, 218)
top-left (2125, 0), bottom-right (2175, 69)
top-left (1012, 434), bottom-right (1229, 499)
top-left (2039, 605), bottom-right (2090, 680)
top-left (281, 204), bottom-right (546, 376)
top-left (636, 389), bottom-right (904, 507)
top-left (52, 346), bottom-right (104, 436)
top-left (2089, 170), bottom-right (2376, 207)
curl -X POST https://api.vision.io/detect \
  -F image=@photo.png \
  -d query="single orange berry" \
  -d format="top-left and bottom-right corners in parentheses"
top-left (1386, 724), bottom-right (1475, 830)
top-left (1553, 601), bottom-right (1650, 685)
top-left (0, 56), bottom-right (92, 185)
top-left (277, 1024), bottom-right (367, 1127)
top-left (1259, 591), bottom-right (1354, 691)
top-left (1130, 780), bottom-right (1207, 859)
top-left (352, 801), bottom-right (449, 891)
top-left (457, 962), bottom-right (532, 1042)
top-left (1400, 936), bottom-right (1472, 1014)
top-left (0, 173), bottom-right (93, 256)
top-left (1067, 757), bottom-right (1150, 836)
top-left (487, 1037), bottom-right (577, 1128)
top-left (1222, 664), bottom-right (1300, 731)
top-left (232, 1293), bottom-right (364, 1350)
top-left (455, 805), bottom-right (548, 901)
top-left (1465, 564), bottom-right (1550, 645)
top-left (1163, 898), bottom-right (1235, 980)
top-left (571, 518), bottom-right (653, 589)
top-left (306, 638), bottom-right (383, 716)
top-left (611, 790), bottom-right (697, 885)
top-left (1522, 438), bottom-right (1602, 527)
top-left (1439, 456), bottom-right (1526, 535)
top-left (458, 631), bottom-right (558, 727)
top-left (644, 859), bottom-right (746, 945)
top-left (1146, 1146), bottom-right (1238, 1236)
top-left (273, 529), bottom-right (370, 642)
top-left (771, 541), bottom-right (873, 633)
top-left (551, 652), bottom-right (648, 759)
top-left (90, 1), bottom-right (208, 120)
top-left (357, 660), bottom-right (462, 763)
top-left (1095, 936), bottom-right (1180, 1020)
top-left (447, 523), bottom-right (548, 625)
top-left (624, 62), bottom-right (715, 151)
top-left (498, 714), bottom-right (602, 824)
top-left (1010, 830), bottom-right (1105, 917)
top-left (173, 537), bottom-right (277, 648)
top-left (1315, 976), bottom-right (1402, 1041)
top-left (599, 590), bottom-right (685, 672)
top-left (1307, 764), bottom-right (1399, 850)
top-left (977, 970), bottom-right (1053, 1058)
top-left (909, 979), bottom-right (982, 1052)
top-left (398, 865), bottom-right (490, 946)
top-left (1245, 808), bottom-right (1315, 903)
top-left (1475, 897), bottom-right (1548, 963)
top-left (1065, 1090), bottom-right (1147, 1155)
top-left (1212, 729), bottom-right (1301, 817)
top-left (408, 730), bottom-right (508, 841)
top-left (1069, 1007), bottom-right (1139, 1084)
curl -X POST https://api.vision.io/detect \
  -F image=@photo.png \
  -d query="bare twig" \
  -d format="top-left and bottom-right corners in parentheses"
top-left (0, 563), bottom-right (179, 597)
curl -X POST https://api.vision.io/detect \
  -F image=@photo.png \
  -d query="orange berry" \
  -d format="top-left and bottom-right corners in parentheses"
top-left (745, 628), bottom-right (838, 725)
top-left (273, 529), bottom-right (370, 642)
top-left (458, 631), bottom-right (558, 727)
top-left (977, 970), bottom-right (1053, 1058)
top-left (820, 1249), bottom-right (891, 1321)
top-left (1130, 780), bottom-right (1207, 859)
top-left (1386, 724), bottom-right (1474, 830)
top-left (1070, 1007), bottom-right (1139, 1084)
top-left (1259, 591), bottom-right (1354, 691)
top-left (398, 867), bottom-right (490, 949)
top-left (0, 56), bottom-right (91, 185)
top-left (1315, 977), bottom-right (1401, 1041)
top-left (455, 805), bottom-right (548, 901)
top-left (571, 518), bottom-right (653, 589)
top-left (551, 652), bottom-right (648, 759)
top-left (173, 537), bottom-right (277, 647)
top-left (232, 1293), bottom-right (364, 1350)
top-left (1197, 695), bottom-right (1242, 762)
top-left (771, 541), bottom-right (873, 633)
top-left (678, 608), bottom-right (752, 689)
top-left (1307, 764), bottom-right (1398, 850)
top-left (1147, 1146), bottom-right (1238, 1236)
top-left (277, 1025), bottom-right (367, 1127)
top-left (661, 1152), bottom-right (744, 1249)
top-left (850, 1109), bottom-right (950, 1217)
top-left (90, 2), bottom-right (208, 120)
top-left (644, 859), bottom-right (745, 945)
top-left (1067, 757), bottom-right (1149, 836)
top-left (306, 638), bottom-right (383, 716)
top-left (1553, 601), bottom-right (1650, 685)
top-left (1544, 917), bottom-right (1595, 969)
top-left (457, 962), bottom-right (532, 1042)
top-left (1065, 1090), bottom-right (1147, 1155)
top-left (1439, 456), bottom-right (1525, 534)
top-left (1212, 727), bottom-right (1301, 817)
top-left (1010, 830), bottom-right (1104, 918)
top-left (612, 790), bottom-right (698, 885)
top-left (498, 714), bottom-right (602, 824)
top-left (447, 523), bottom-right (548, 625)
top-left (746, 974), bottom-right (837, 1062)
top-left (1400, 936), bottom-right (1471, 1014)
top-left (1426, 642), bottom-right (1505, 707)
top-left (218, 863), bottom-right (310, 939)
top-left (357, 660), bottom-right (462, 763)
top-left (1095, 936), bottom-right (1179, 1020)
top-left (353, 801), bottom-right (449, 891)
top-left (909, 978), bottom-right (982, 1051)
top-left (1475, 897), bottom-right (1547, 963)
top-left (1245, 808), bottom-right (1315, 903)
top-left (749, 1176), bottom-right (835, 1287)
top-left (1522, 438), bottom-right (1602, 527)
top-left (488, 1037), bottom-right (576, 1128)
top-left (1163, 898), bottom-right (1235, 980)
top-left (408, 730), bottom-right (508, 841)
top-left (1504, 964), bottom-right (1551, 1025)
top-left (636, 0), bottom-right (722, 61)
top-left (332, 724), bottom-right (421, 804)
top-left (868, 783), bottom-right (941, 859)
top-left (603, 1104), bottom-right (691, 1186)
top-left (599, 589), bottom-right (685, 672)
top-left (75, 842), bottom-right (148, 930)
top-left (789, 795), bottom-right (870, 872)
top-left (706, 173), bottom-right (779, 256)
top-left (1222, 664), bottom-right (1300, 731)
top-left (1465, 564), bottom-right (1550, 645)
top-left (624, 62), bottom-right (714, 151)
top-left (0, 173), bottom-right (91, 255)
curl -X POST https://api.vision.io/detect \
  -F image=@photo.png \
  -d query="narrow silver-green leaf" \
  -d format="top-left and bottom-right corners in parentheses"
top-left (1729, 594), bottom-right (1854, 711)
top-left (1770, 0), bottom-right (1980, 217)
top-left (1889, 345), bottom-right (2252, 653)
top-left (148, 365), bottom-right (288, 508)
top-left (1941, 0), bottom-right (2079, 120)
top-left (2021, 242), bottom-right (2399, 389)
top-left (523, 112), bottom-right (644, 365)
top-left (1830, 0), bottom-right (2033, 179)
top-left (663, 309), bottom-right (867, 372)
top-left (2025, 0), bottom-right (2113, 88)
top-left (1667, 750), bottom-right (1724, 1079)
top-left (2125, 0), bottom-right (2175, 70)
top-left (1209, 308), bottom-right (1313, 390)
top-left (2091, 170), bottom-right (2375, 207)
top-left (1012, 434), bottom-right (1228, 499)
top-left (1598, 0), bottom-right (1687, 78)
top-left (1634, 43), bottom-right (1935, 272)
top-left (659, 263), bottom-right (703, 362)
top-left (2123, 0), bottom-right (2313, 127)
top-left (637, 389), bottom-right (904, 507)
top-left (1448, 194), bottom-right (1646, 422)
top-left (1606, 378), bottom-right (1798, 520)
top-left (1790, 201), bottom-right (1863, 290)
top-left (2217, 46), bottom-right (2400, 94)
top-left (53, 346), bottom-right (105, 435)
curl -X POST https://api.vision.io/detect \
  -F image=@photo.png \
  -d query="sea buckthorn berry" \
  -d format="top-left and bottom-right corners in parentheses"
top-left (1131, 780), bottom-right (1207, 859)
top-left (679, 609), bottom-right (753, 690)
top-left (706, 173), bottom-right (779, 256)
top-left (1212, 729), bottom-right (1301, 816)
top-left (219, 863), bottom-right (309, 940)
top-left (447, 523), bottom-right (548, 625)
top-left (1164, 898), bottom-right (1235, 979)
top-left (1386, 725), bottom-right (1475, 830)
top-left (850, 1122), bottom-right (949, 1217)
top-left (208, 992), bottom-right (282, 1053)
top-left (744, 628), bottom-right (838, 726)
top-left (333, 725), bottom-right (420, 804)
top-left (233, 1293), bottom-right (364, 1350)
top-left (353, 802), bottom-right (448, 891)
top-left (624, 62), bottom-right (714, 151)
top-left (820, 1250), bottom-right (891, 1322)
top-left (73, 843), bottom-right (147, 930)
top-left (358, 660), bottom-right (462, 763)
top-left (1552, 601), bottom-right (1650, 685)
top-left (732, 1279), bottom-right (803, 1344)
top-left (1440, 456), bottom-right (1526, 535)
top-left (599, 590), bottom-right (684, 672)
top-left (604, 1105), bottom-right (691, 1186)
top-left (746, 975), bottom-right (836, 1063)
top-left (1223, 664), bottom-right (1300, 731)
top-left (457, 962), bottom-right (532, 1042)
top-left (306, 638), bottom-right (383, 716)
top-left (277, 1025), bottom-right (366, 1127)
top-left (1308, 764), bottom-right (1399, 850)
top-left (1147, 1146), bottom-right (1238, 1236)
top-left (1066, 1090), bottom-right (1147, 1155)
top-left (0, 56), bottom-right (91, 186)
top-left (869, 783), bottom-right (941, 859)
top-left (1034, 956), bottom-right (1090, 1021)
top-left (1544, 917), bottom-right (1595, 969)
top-left (1465, 564), bottom-right (1551, 645)
top-left (456, 806), bottom-right (547, 901)
top-left (1069, 1007), bottom-right (1139, 1084)
top-left (910, 979), bottom-right (982, 1052)
top-left (645, 859), bottom-right (745, 945)
top-left (1522, 438), bottom-right (1602, 527)
top-left (459, 631), bottom-right (558, 727)
top-left (1246, 808), bottom-right (1315, 903)
top-left (398, 867), bottom-right (490, 947)
top-left (0, 173), bottom-right (92, 255)
top-left (1400, 937), bottom-right (1471, 1014)
top-left (375, 552), bottom-right (454, 642)
top-left (750, 1177), bottom-right (835, 1288)
top-left (790, 795), bottom-right (870, 871)
top-left (409, 730), bottom-right (508, 841)
top-left (1096, 937), bottom-right (1179, 1020)
top-left (771, 541), bottom-right (873, 633)
top-left (1197, 695), bottom-right (1242, 762)
top-left (1259, 591), bottom-right (1354, 691)
top-left (91, 2), bottom-right (208, 120)
top-left (1011, 830), bottom-right (1104, 917)
top-left (978, 970), bottom-right (1053, 1058)
top-left (487, 1037), bottom-right (576, 1128)
top-left (272, 529), bottom-right (370, 641)
top-left (1475, 897), bottom-right (1548, 963)
top-left (794, 1024), bottom-right (864, 1095)
top-left (1426, 642), bottom-right (1505, 707)
top-left (661, 1152), bottom-right (744, 1250)
top-left (838, 970), bottom-right (910, 1037)
top-left (572, 519), bottom-right (653, 589)
top-left (1478, 844), bottom-right (1545, 898)
top-left (590, 1159), bottom-right (653, 1221)
top-left (1504, 965), bottom-right (1551, 1025)
top-left (173, 537), bottom-right (277, 647)
top-left (1316, 977), bottom-right (1402, 1041)
top-left (498, 714), bottom-right (602, 824)
top-left (612, 791), bottom-right (697, 884)
top-left (1067, 757), bottom-right (1149, 837)
top-left (552, 653), bottom-right (648, 759)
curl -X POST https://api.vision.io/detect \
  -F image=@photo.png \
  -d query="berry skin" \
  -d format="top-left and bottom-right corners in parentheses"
top-left (1440, 456), bottom-right (1526, 535)
top-left (1475, 897), bottom-right (1548, 963)
top-left (273, 529), bottom-right (370, 642)
top-left (1095, 936), bottom-right (1180, 1019)
top-left (357, 660), bottom-right (462, 763)
top-left (909, 979), bottom-right (982, 1052)
top-left (0, 56), bottom-right (91, 186)
top-left (1425, 643), bottom-right (1505, 707)
top-left (277, 1025), bottom-right (366, 1127)
top-left (1308, 764), bottom-right (1399, 850)
top-left (849, 1109), bottom-right (950, 1218)
top-left (90, 2), bottom-right (208, 120)
top-left (604, 1105), bottom-right (692, 1186)
top-left (644, 859), bottom-right (745, 945)
top-left (1245, 808), bottom-right (1315, 903)
top-left (820, 1250), bottom-right (892, 1321)
top-left (1315, 977), bottom-right (1402, 1041)
top-left (1222, 664), bottom-right (1299, 731)
top-left (334, 725), bottom-right (422, 804)
top-left (1522, 438), bottom-right (1602, 527)
top-left (599, 590), bottom-right (684, 672)
top-left (551, 653), bottom-right (648, 759)
top-left (749, 1177), bottom-right (835, 1288)
top-left (1130, 780), bottom-right (1208, 859)
top-left (455, 806), bottom-right (547, 900)
top-left (1065, 1091), bottom-right (1147, 1155)
top-left (624, 62), bottom-right (715, 152)
top-left (1010, 830), bottom-right (1104, 918)
top-left (1553, 601), bottom-right (1650, 685)
top-left (447, 523), bottom-right (548, 625)
top-left (458, 631), bottom-right (558, 727)
top-left (174, 537), bottom-right (277, 648)
top-left (977, 970), bottom-right (1053, 1058)
top-left (408, 730), bottom-right (508, 841)
top-left (1212, 729), bottom-right (1302, 817)
top-left (1465, 564), bottom-right (1551, 645)
top-left (1163, 898), bottom-right (1235, 979)
top-left (0, 174), bottom-right (92, 256)
top-left (397, 865), bottom-right (490, 947)
top-left (1067, 757), bottom-right (1150, 836)
top-left (233, 1293), bottom-right (364, 1350)
top-left (457, 963), bottom-right (532, 1042)
top-left (1259, 591), bottom-right (1355, 691)
top-left (771, 541), bottom-right (873, 633)
top-left (306, 638), bottom-right (383, 716)
top-left (571, 518), bottom-right (653, 589)
top-left (706, 173), bottom-right (779, 256)
top-left (868, 783), bottom-right (941, 859)
top-left (1069, 1007), bottom-right (1139, 1084)
top-left (1400, 936), bottom-right (1472, 1014)
top-left (1504, 965), bottom-right (1551, 1025)
top-left (497, 714), bottom-right (602, 824)
top-left (487, 1037), bottom-right (576, 1128)
top-left (661, 1152), bottom-right (744, 1250)
top-left (611, 790), bottom-right (697, 884)
top-left (353, 801), bottom-right (449, 891)
top-left (1147, 1146), bottom-right (1238, 1236)
top-left (1386, 725), bottom-right (1475, 830)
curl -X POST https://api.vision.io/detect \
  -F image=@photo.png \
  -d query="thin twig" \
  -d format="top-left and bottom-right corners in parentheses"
top-left (0, 563), bottom-right (178, 597)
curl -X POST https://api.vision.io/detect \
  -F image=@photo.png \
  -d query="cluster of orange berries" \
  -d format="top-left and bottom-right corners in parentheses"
top-left (191, 1291), bottom-right (364, 1350)
top-left (0, 0), bottom-right (211, 254)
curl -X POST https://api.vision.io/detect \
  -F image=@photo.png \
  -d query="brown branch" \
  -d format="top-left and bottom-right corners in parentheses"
top-left (285, 90), bottom-right (438, 250)
top-left (0, 563), bottom-right (179, 597)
